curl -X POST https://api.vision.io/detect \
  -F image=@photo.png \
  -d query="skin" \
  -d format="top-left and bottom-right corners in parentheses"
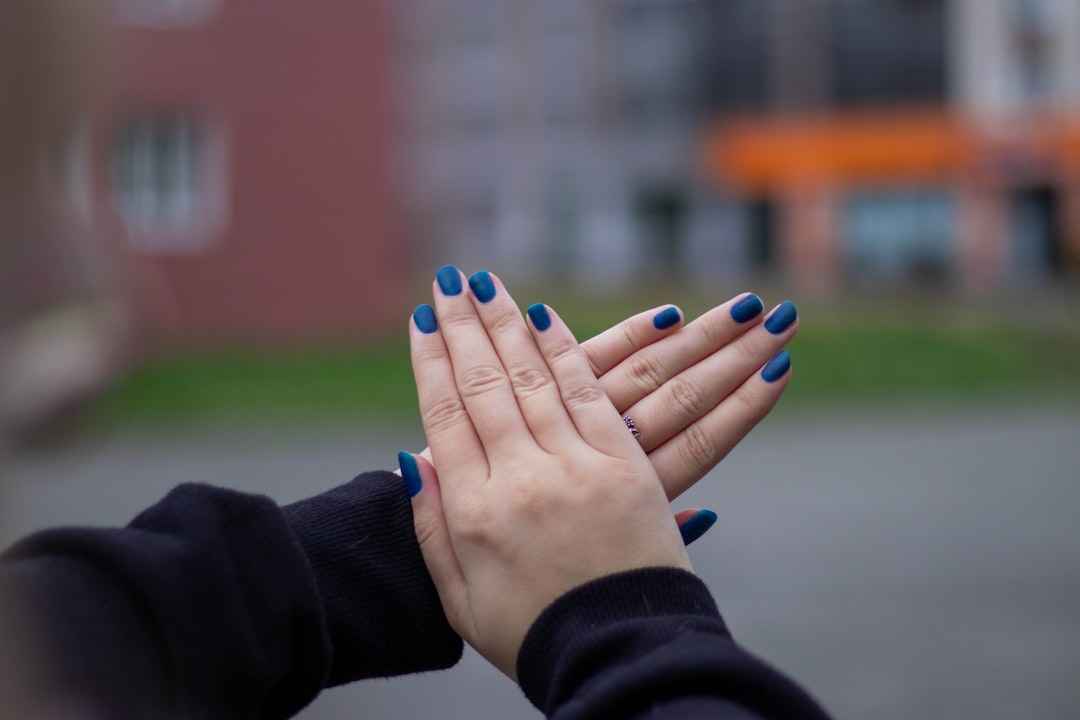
top-left (404, 270), bottom-right (796, 679)
top-left (405, 271), bottom-right (799, 516)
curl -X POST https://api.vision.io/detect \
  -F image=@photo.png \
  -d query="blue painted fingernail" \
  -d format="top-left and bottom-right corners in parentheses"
top-left (761, 350), bottom-right (791, 383)
top-left (413, 304), bottom-right (438, 334)
top-left (680, 509), bottom-right (718, 546)
top-left (527, 303), bottom-right (551, 331)
top-left (398, 451), bottom-right (422, 497)
top-left (436, 265), bottom-right (462, 296)
top-left (469, 270), bottom-right (496, 303)
top-left (730, 293), bottom-right (764, 323)
top-left (652, 306), bottom-right (681, 330)
top-left (764, 301), bottom-right (797, 334)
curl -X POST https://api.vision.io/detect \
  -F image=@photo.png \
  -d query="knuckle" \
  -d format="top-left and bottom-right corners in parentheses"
top-left (412, 342), bottom-right (447, 366)
top-left (508, 474), bottom-right (548, 508)
top-left (561, 380), bottom-right (607, 413)
top-left (621, 321), bottom-right (645, 353)
top-left (453, 497), bottom-right (494, 542)
top-left (487, 306), bottom-right (523, 335)
top-left (669, 376), bottom-right (707, 419)
top-left (626, 351), bottom-right (666, 395)
top-left (423, 395), bottom-right (469, 434)
top-left (730, 383), bottom-right (762, 420)
top-left (438, 309), bottom-right (477, 332)
top-left (509, 365), bottom-right (554, 397)
top-left (680, 422), bottom-right (720, 475)
top-left (545, 335), bottom-right (581, 367)
top-left (412, 507), bottom-right (442, 549)
top-left (458, 364), bottom-right (510, 398)
top-left (733, 337), bottom-right (763, 366)
top-left (694, 314), bottom-right (729, 349)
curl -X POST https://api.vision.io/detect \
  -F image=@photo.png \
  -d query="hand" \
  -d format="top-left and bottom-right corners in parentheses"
top-left (407, 271), bottom-right (799, 504)
top-left (587, 292), bottom-right (797, 500)
top-left (401, 267), bottom-right (692, 678)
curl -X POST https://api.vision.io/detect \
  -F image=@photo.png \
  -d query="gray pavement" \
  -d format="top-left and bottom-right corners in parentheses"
top-left (3, 404), bottom-right (1079, 719)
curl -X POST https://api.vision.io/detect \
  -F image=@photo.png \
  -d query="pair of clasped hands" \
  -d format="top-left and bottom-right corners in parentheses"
top-left (397, 266), bottom-right (799, 678)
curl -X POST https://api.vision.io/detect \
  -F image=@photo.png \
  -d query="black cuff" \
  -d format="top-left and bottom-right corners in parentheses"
top-left (283, 471), bottom-right (462, 685)
top-left (517, 567), bottom-right (727, 714)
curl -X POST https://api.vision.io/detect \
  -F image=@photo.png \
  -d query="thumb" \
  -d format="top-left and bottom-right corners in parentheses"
top-left (674, 508), bottom-right (718, 547)
top-left (398, 451), bottom-right (469, 630)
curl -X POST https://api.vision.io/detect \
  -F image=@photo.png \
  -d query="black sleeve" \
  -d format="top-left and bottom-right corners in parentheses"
top-left (0, 472), bottom-right (462, 720)
top-left (517, 568), bottom-right (831, 720)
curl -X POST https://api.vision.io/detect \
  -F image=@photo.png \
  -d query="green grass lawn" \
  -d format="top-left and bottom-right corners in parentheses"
top-left (91, 292), bottom-right (1080, 428)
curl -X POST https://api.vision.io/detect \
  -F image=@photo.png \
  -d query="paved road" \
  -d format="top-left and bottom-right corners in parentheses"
top-left (3, 404), bottom-right (1079, 719)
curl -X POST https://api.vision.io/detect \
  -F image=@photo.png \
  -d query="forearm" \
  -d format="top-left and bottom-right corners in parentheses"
top-left (281, 470), bottom-right (461, 684)
top-left (518, 568), bottom-right (830, 720)
top-left (0, 474), bottom-right (461, 719)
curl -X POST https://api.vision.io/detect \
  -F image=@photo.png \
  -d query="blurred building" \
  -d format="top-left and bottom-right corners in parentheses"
top-left (393, 0), bottom-right (737, 290)
top-left (708, 0), bottom-right (1080, 292)
top-left (100, 0), bottom-right (403, 344)
top-left (396, 0), bottom-right (1080, 293)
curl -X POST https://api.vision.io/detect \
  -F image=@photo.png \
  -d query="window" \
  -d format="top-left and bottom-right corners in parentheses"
top-left (701, 0), bottom-right (768, 113)
top-left (830, 0), bottom-right (947, 106)
top-left (112, 115), bottom-right (227, 252)
top-left (619, 0), bottom-right (709, 124)
top-left (841, 189), bottom-right (954, 285)
top-left (1008, 0), bottom-right (1057, 103)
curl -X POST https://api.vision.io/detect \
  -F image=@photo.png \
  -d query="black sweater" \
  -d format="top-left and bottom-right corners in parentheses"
top-left (0, 472), bottom-right (830, 719)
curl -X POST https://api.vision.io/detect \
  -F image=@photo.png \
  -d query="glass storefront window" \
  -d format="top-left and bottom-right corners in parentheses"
top-left (841, 188), bottom-right (954, 285)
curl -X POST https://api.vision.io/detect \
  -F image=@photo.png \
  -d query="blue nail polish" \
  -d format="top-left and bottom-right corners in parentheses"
top-left (652, 306), bottom-right (681, 330)
top-left (469, 270), bottom-right (496, 303)
top-left (527, 303), bottom-right (551, 331)
top-left (764, 301), bottom-right (797, 334)
top-left (413, 304), bottom-right (438, 334)
top-left (680, 509), bottom-right (718, 546)
top-left (398, 451), bottom-right (422, 498)
top-left (436, 265), bottom-right (462, 296)
top-left (761, 350), bottom-right (791, 383)
top-left (730, 293), bottom-right (764, 323)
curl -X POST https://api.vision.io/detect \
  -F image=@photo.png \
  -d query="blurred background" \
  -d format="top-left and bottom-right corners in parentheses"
top-left (1, 1), bottom-right (1078, 718)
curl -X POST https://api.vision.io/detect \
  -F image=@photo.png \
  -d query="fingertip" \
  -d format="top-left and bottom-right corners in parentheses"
top-left (652, 305), bottom-right (682, 331)
top-left (398, 451), bottom-right (423, 497)
top-left (413, 304), bottom-right (438, 334)
top-left (761, 349), bottom-right (792, 383)
top-left (679, 509), bottom-right (718, 546)
top-left (764, 301), bottom-right (798, 334)
top-left (436, 265), bottom-right (464, 296)
top-left (527, 303), bottom-right (552, 332)
top-left (730, 292), bottom-right (764, 323)
top-left (468, 270), bottom-right (497, 303)
top-left (673, 507), bottom-right (702, 526)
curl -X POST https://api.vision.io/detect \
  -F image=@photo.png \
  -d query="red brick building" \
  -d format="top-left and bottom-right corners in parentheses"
top-left (101, 1), bottom-right (403, 345)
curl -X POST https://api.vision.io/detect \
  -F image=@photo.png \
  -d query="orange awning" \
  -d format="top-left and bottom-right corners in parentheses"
top-left (704, 110), bottom-right (981, 192)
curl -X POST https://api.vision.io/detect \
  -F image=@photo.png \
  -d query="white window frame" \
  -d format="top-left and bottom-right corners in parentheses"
top-left (112, 114), bottom-right (229, 254)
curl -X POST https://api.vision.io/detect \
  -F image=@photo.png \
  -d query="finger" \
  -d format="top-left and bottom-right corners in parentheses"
top-left (675, 508), bottom-right (718, 546)
top-left (527, 302), bottom-right (637, 456)
top-left (432, 265), bottom-right (532, 452)
top-left (409, 303), bottom-right (487, 482)
top-left (649, 349), bottom-right (793, 500)
top-left (598, 292), bottom-right (765, 413)
top-left (673, 508), bottom-right (701, 526)
top-left (398, 451), bottom-right (472, 638)
top-left (622, 300), bottom-right (799, 453)
top-left (467, 270), bottom-right (577, 451)
top-left (582, 304), bottom-right (684, 378)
